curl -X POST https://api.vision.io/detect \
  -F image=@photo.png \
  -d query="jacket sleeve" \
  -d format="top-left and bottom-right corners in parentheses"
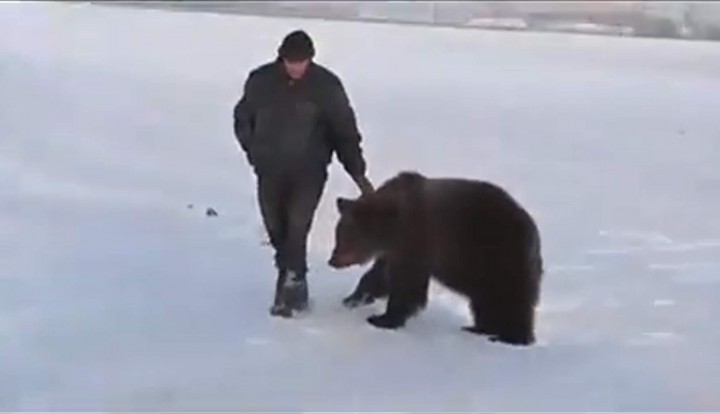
top-left (232, 71), bottom-right (259, 161)
top-left (325, 76), bottom-right (367, 179)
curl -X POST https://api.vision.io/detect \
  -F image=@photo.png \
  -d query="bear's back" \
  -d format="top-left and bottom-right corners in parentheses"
top-left (376, 171), bottom-right (538, 248)
top-left (421, 177), bottom-right (537, 248)
top-left (424, 178), bottom-right (526, 219)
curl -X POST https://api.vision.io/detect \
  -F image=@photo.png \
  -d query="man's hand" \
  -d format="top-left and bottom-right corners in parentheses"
top-left (354, 175), bottom-right (374, 196)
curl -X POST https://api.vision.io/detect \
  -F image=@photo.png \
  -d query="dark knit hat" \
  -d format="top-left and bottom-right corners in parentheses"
top-left (278, 30), bottom-right (315, 61)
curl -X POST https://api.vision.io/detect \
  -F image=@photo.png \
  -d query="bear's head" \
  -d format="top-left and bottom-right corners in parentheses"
top-left (328, 195), bottom-right (399, 269)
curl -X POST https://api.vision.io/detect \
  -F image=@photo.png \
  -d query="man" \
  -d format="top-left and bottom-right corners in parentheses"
top-left (233, 30), bottom-right (374, 318)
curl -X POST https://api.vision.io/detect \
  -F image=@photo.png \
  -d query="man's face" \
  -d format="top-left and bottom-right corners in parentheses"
top-left (283, 58), bottom-right (310, 80)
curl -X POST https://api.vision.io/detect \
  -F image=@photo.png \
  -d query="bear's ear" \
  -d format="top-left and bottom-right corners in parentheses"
top-left (336, 197), bottom-right (356, 215)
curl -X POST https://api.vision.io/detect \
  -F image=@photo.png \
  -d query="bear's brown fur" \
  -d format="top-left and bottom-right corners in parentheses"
top-left (328, 171), bottom-right (543, 346)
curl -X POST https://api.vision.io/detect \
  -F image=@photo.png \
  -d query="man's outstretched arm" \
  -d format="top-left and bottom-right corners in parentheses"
top-left (325, 76), bottom-right (373, 194)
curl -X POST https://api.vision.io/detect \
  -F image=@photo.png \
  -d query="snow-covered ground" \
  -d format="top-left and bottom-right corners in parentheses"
top-left (2, 2), bottom-right (720, 411)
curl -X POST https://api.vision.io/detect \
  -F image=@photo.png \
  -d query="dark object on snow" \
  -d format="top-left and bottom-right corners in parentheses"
top-left (232, 30), bottom-right (373, 318)
top-left (187, 204), bottom-right (194, 209)
top-left (206, 207), bottom-right (218, 217)
top-left (329, 171), bottom-right (544, 346)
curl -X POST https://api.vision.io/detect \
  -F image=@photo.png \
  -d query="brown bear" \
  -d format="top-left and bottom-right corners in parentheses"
top-left (328, 171), bottom-right (543, 346)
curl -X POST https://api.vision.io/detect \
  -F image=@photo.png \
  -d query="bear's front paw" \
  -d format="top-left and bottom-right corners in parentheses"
top-left (342, 292), bottom-right (375, 309)
top-left (367, 314), bottom-right (404, 330)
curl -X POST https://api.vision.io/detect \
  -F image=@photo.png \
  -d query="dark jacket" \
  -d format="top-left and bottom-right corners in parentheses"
top-left (233, 59), bottom-right (367, 179)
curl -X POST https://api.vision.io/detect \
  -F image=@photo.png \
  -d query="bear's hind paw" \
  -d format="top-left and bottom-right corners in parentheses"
top-left (367, 314), bottom-right (404, 330)
top-left (488, 333), bottom-right (535, 346)
top-left (461, 326), bottom-right (491, 336)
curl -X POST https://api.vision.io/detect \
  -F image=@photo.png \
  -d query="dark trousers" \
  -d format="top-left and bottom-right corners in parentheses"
top-left (256, 169), bottom-right (327, 276)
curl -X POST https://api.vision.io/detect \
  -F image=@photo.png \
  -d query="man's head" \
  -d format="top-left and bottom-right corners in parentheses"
top-left (278, 30), bottom-right (314, 80)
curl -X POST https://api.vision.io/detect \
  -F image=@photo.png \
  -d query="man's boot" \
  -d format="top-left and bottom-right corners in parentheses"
top-left (269, 269), bottom-right (308, 317)
top-left (270, 269), bottom-right (291, 317)
top-left (283, 270), bottom-right (309, 312)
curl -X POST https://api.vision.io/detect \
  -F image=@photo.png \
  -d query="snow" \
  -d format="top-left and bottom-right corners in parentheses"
top-left (2, 1), bottom-right (720, 411)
